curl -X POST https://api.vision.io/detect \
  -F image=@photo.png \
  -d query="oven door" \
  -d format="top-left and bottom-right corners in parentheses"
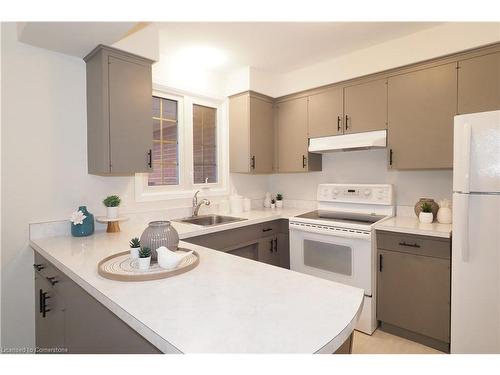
top-left (289, 226), bottom-right (372, 295)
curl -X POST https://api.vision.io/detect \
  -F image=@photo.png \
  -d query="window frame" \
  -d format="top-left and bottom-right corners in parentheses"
top-left (135, 85), bottom-right (228, 202)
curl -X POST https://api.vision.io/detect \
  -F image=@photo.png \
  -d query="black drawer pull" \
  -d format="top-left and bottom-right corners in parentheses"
top-left (262, 228), bottom-right (273, 232)
top-left (147, 149), bottom-right (152, 168)
top-left (34, 264), bottom-right (45, 271)
top-left (269, 239), bottom-right (274, 253)
top-left (379, 254), bottom-right (383, 272)
top-left (399, 241), bottom-right (421, 248)
top-left (337, 116), bottom-right (342, 132)
top-left (46, 276), bottom-right (59, 286)
top-left (273, 238), bottom-right (278, 253)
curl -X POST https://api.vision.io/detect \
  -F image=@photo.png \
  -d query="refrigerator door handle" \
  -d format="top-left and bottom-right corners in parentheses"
top-left (462, 194), bottom-right (470, 262)
top-left (463, 122), bottom-right (472, 194)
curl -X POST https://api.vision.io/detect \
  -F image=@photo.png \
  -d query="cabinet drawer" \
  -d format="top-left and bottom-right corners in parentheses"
top-left (261, 221), bottom-right (279, 236)
top-left (376, 230), bottom-right (450, 259)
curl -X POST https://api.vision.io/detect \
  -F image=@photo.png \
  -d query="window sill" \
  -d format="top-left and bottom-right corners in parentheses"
top-left (134, 175), bottom-right (229, 202)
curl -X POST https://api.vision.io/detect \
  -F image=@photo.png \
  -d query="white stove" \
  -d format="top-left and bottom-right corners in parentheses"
top-left (289, 183), bottom-right (394, 334)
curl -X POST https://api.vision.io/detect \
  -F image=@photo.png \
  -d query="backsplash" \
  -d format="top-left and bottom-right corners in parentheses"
top-left (268, 149), bottom-right (453, 215)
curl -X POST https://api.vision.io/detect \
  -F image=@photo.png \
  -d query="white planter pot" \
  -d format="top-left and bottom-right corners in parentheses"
top-left (138, 256), bottom-right (151, 271)
top-left (419, 212), bottom-right (434, 224)
top-left (130, 247), bottom-right (140, 259)
top-left (276, 200), bottom-right (283, 208)
top-left (106, 206), bottom-right (119, 219)
top-left (271, 203), bottom-right (276, 210)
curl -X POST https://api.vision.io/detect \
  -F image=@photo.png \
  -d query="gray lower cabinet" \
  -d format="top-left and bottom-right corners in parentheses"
top-left (84, 45), bottom-right (154, 175)
top-left (183, 219), bottom-right (290, 269)
top-left (376, 230), bottom-right (451, 352)
top-left (34, 252), bottom-right (161, 354)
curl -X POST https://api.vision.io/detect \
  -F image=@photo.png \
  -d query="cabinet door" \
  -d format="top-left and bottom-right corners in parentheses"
top-left (108, 55), bottom-right (153, 174)
top-left (344, 78), bottom-right (387, 134)
top-left (277, 97), bottom-right (309, 172)
top-left (229, 94), bottom-right (251, 173)
top-left (377, 250), bottom-right (451, 342)
top-left (277, 232), bottom-right (290, 269)
top-left (258, 236), bottom-right (278, 266)
top-left (35, 274), bottom-right (66, 352)
top-left (249, 96), bottom-right (274, 173)
top-left (308, 88), bottom-right (343, 138)
top-left (458, 52), bottom-right (500, 114)
top-left (388, 63), bottom-right (457, 169)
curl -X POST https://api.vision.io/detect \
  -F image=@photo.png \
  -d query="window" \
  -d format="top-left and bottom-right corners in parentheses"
top-left (193, 104), bottom-right (217, 184)
top-left (149, 96), bottom-right (179, 186)
top-left (135, 86), bottom-right (228, 202)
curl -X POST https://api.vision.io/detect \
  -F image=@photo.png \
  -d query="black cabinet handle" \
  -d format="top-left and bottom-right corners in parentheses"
top-left (251, 156), bottom-right (255, 169)
top-left (379, 254), bottom-right (383, 272)
top-left (262, 228), bottom-right (272, 232)
top-left (39, 289), bottom-right (43, 313)
top-left (147, 149), bottom-right (152, 168)
top-left (34, 264), bottom-right (45, 271)
top-left (398, 241), bottom-right (421, 248)
top-left (46, 276), bottom-right (59, 286)
top-left (302, 155), bottom-right (307, 168)
top-left (337, 116), bottom-right (342, 132)
top-left (345, 114), bottom-right (349, 130)
top-left (269, 239), bottom-right (274, 253)
top-left (41, 291), bottom-right (50, 318)
top-left (389, 149), bottom-right (393, 166)
top-left (273, 238), bottom-right (278, 253)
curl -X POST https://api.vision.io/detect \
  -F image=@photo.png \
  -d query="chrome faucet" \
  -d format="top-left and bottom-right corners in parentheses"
top-left (192, 190), bottom-right (210, 216)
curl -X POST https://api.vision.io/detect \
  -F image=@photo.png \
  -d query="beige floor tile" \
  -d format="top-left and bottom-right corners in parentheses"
top-left (352, 329), bottom-right (445, 354)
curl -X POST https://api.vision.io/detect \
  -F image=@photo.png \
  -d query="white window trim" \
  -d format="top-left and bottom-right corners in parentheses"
top-left (135, 84), bottom-right (229, 202)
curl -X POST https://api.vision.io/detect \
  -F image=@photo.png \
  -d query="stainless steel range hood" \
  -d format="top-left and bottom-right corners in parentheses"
top-left (308, 130), bottom-right (387, 153)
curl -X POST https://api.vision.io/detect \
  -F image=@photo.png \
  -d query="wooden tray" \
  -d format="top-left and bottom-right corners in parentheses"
top-left (97, 248), bottom-right (199, 282)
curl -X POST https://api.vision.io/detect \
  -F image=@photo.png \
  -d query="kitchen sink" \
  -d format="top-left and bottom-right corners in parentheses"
top-left (175, 214), bottom-right (247, 227)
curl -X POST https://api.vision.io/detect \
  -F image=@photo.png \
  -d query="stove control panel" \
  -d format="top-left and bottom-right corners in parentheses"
top-left (317, 184), bottom-right (393, 205)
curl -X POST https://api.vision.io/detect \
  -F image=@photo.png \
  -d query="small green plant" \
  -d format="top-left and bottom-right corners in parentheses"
top-left (276, 193), bottom-right (283, 201)
top-left (103, 195), bottom-right (121, 207)
top-left (129, 237), bottom-right (140, 248)
top-left (139, 247), bottom-right (151, 258)
top-left (421, 202), bottom-right (433, 213)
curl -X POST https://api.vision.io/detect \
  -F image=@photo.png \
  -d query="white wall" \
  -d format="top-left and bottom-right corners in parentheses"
top-left (0, 23), bottom-right (267, 349)
top-left (273, 22), bottom-right (500, 97)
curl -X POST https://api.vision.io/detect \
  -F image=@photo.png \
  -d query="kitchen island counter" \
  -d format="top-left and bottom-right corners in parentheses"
top-left (30, 220), bottom-right (363, 353)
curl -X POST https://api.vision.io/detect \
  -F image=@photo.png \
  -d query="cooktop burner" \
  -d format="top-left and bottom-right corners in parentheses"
top-left (295, 210), bottom-right (386, 226)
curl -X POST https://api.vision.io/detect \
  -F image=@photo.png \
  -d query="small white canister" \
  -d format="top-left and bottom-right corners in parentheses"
top-left (230, 195), bottom-right (244, 214)
top-left (437, 199), bottom-right (452, 224)
top-left (243, 198), bottom-right (252, 212)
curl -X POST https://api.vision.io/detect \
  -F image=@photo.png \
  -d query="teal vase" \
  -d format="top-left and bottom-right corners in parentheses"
top-left (71, 206), bottom-right (95, 237)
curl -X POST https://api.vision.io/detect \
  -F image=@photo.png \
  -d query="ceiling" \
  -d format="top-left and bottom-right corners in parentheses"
top-left (157, 22), bottom-right (442, 73)
top-left (17, 22), bottom-right (139, 58)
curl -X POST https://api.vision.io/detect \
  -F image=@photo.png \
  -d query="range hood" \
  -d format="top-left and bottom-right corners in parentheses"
top-left (308, 130), bottom-right (387, 153)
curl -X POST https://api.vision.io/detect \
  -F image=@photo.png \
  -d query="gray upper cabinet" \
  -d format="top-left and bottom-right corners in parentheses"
top-left (229, 92), bottom-right (274, 173)
top-left (387, 63), bottom-right (457, 170)
top-left (307, 87), bottom-right (343, 138)
top-left (277, 97), bottom-right (322, 172)
top-left (458, 51), bottom-right (500, 115)
top-left (344, 78), bottom-right (388, 134)
top-left (84, 45), bottom-right (154, 175)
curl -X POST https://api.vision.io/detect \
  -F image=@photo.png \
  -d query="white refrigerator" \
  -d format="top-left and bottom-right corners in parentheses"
top-left (451, 110), bottom-right (500, 353)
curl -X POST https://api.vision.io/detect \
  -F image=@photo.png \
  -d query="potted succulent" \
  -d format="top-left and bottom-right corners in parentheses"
top-left (103, 195), bottom-right (121, 219)
top-left (138, 247), bottom-right (151, 271)
top-left (271, 199), bottom-right (276, 210)
top-left (275, 193), bottom-right (283, 209)
top-left (419, 202), bottom-right (434, 223)
top-left (129, 237), bottom-right (141, 259)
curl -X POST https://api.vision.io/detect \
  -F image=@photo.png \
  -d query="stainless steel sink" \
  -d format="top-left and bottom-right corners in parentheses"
top-left (175, 214), bottom-right (247, 227)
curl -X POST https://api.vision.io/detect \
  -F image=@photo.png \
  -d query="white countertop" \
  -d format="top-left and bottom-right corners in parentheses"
top-left (29, 208), bottom-right (364, 353)
top-left (374, 216), bottom-right (452, 239)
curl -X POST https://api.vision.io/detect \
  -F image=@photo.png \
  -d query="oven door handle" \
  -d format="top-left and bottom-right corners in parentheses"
top-left (289, 222), bottom-right (371, 240)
